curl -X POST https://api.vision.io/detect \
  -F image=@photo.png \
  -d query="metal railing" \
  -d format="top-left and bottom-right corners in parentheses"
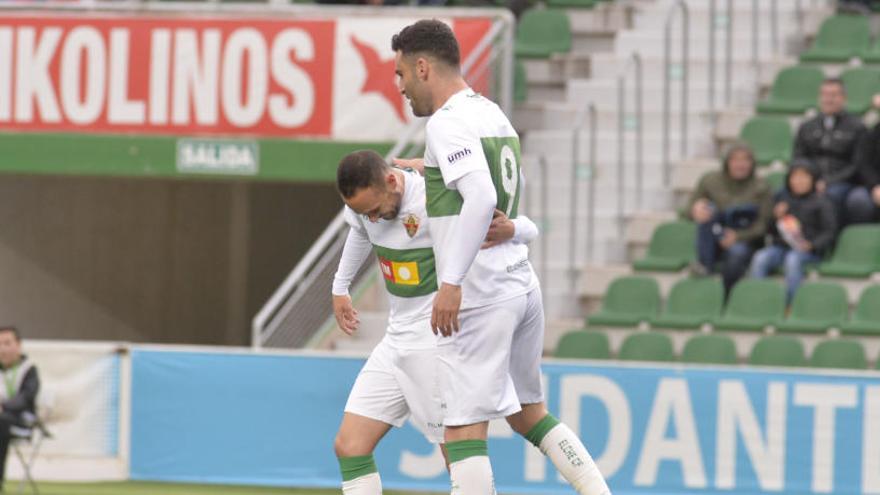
top-left (252, 13), bottom-right (515, 349)
top-left (751, 0), bottom-right (785, 83)
top-left (568, 103), bottom-right (597, 292)
top-left (525, 155), bottom-right (549, 295)
top-left (708, 0), bottom-right (734, 113)
top-left (616, 53), bottom-right (643, 241)
top-left (662, 0), bottom-right (689, 187)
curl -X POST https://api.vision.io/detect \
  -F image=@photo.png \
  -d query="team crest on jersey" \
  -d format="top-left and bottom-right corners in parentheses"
top-left (403, 214), bottom-right (420, 238)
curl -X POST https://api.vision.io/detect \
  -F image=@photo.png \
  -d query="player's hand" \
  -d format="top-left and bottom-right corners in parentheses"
top-left (332, 294), bottom-right (360, 335)
top-left (432, 283), bottom-right (462, 337)
top-left (482, 209), bottom-right (515, 249)
top-left (392, 157), bottom-right (425, 175)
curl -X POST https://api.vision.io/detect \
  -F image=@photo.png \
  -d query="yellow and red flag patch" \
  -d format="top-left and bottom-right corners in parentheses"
top-left (379, 258), bottom-right (420, 286)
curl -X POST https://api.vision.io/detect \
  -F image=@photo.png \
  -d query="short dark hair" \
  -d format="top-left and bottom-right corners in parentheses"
top-left (822, 77), bottom-right (846, 95)
top-left (391, 19), bottom-right (460, 69)
top-left (337, 150), bottom-right (390, 199)
top-left (0, 326), bottom-right (21, 342)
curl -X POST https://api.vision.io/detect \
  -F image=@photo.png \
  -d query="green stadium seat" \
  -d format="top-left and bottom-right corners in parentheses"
top-left (633, 221), bottom-right (696, 272)
top-left (756, 66), bottom-right (825, 115)
top-left (515, 9), bottom-right (572, 59)
top-left (763, 171), bottom-right (787, 192)
top-left (547, 0), bottom-right (596, 8)
top-left (800, 14), bottom-right (871, 63)
top-left (810, 339), bottom-right (868, 370)
top-left (681, 334), bottom-right (738, 365)
top-left (650, 278), bottom-right (724, 330)
top-left (841, 68), bottom-right (880, 114)
top-left (587, 276), bottom-right (661, 327)
top-left (775, 282), bottom-right (849, 334)
top-left (514, 60), bottom-right (528, 103)
top-left (739, 117), bottom-right (793, 166)
top-left (841, 285), bottom-right (880, 336)
top-left (749, 335), bottom-right (807, 367)
top-left (818, 225), bottom-right (880, 278)
top-left (713, 279), bottom-right (786, 332)
top-left (555, 330), bottom-right (611, 359)
top-left (618, 332), bottom-right (675, 362)
top-left (862, 38), bottom-right (880, 63)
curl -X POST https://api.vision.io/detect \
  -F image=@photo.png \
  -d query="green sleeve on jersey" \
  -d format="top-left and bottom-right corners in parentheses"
top-left (425, 136), bottom-right (522, 219)
top-left (372, 245), bottom-right (438, 298)
top-left (481, 136), bottom-right (522, 219)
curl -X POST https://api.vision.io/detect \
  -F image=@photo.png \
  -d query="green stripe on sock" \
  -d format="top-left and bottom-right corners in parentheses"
top-left (524, 414), bottom-right (561, 448)
top-left (446, 439), bottom-right (489, 463)
top-left (338, 454), bottom-right (377, 482)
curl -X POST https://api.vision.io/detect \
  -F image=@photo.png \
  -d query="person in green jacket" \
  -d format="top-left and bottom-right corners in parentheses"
top-left (688, 144), bottom-right (773, 293)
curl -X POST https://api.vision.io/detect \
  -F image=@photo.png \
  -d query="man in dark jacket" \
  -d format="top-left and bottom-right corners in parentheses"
top-left (749, 160), bottom-right (837, 304)
top-left (0, 326), bottom-right (39, 490)
top-left (793, 78), bottom-right (867, 224)
top-left (688, 144), bottom-right (773, 293)
top-left (849, 119), bottom-right (880, 223)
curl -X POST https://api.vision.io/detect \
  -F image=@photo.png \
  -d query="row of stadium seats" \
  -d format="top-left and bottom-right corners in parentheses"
top-left (757, 65), bottom-right (880, 115)
top-left (589, 275), bottom-right (880, 335)
top-left (800, 13), bottom-right (880, 64)
top-left (555, 330), bottom-right (879, 370)
top-left (636, 223), bottom-right (880, 278)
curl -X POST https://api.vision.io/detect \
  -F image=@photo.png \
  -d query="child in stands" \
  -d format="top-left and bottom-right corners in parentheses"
top-left (749, 160), bottom-right (837, 304)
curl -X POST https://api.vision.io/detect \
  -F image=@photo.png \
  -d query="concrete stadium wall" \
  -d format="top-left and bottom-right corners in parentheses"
top-left (0, 175), bottom-right (340, 345)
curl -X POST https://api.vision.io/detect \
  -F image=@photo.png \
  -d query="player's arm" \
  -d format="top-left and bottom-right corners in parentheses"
top-left (332, 209), bottom-right (373, 335)
top-left (427, 116), bottom-right (498, 336)
top-left (433, 175), bottom-right (497, 336)
top-left (482, 210), bottom-right (539, 249)
top-left (392, 157), bottom-right (425, 175)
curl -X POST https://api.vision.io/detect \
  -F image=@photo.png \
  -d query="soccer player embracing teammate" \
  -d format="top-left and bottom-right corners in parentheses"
top-left (332, 19), bottom-right (611, 495)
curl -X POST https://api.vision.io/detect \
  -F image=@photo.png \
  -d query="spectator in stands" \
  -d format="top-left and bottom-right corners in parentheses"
top-left (849, 117), bottom-right (880, 223)
top-left (0, 326), bottom-right (39, 489)
top-left (793, 78), bottom-right (867, 224)
top-left (688, 143), bottom-right (772, 294)
top-left (749, 160), bottom-right (837, 304)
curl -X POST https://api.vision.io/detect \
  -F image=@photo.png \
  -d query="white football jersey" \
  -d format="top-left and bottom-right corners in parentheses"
top-left (423, 88), bottom-right (538, 310)
top-left (342, 169), bottom-right (436, 348)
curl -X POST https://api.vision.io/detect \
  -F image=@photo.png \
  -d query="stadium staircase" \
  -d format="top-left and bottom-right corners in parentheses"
top-left (270, 0), bottom-right (880, 369)
top-left (514, 0), bottom-right (836, 348)
top-left (545, 0), bottom-right (880, 370)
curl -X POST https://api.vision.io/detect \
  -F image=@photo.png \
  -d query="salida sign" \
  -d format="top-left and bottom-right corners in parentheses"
top-left (0, 14), bottom-right (492, 140)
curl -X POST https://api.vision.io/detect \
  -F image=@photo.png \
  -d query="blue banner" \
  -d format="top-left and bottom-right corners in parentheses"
top-left (129, 349), bottom-right (880, 494)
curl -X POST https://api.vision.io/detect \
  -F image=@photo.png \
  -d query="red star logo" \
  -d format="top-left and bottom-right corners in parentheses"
top-left (350, 36), bottom-right (407, 122)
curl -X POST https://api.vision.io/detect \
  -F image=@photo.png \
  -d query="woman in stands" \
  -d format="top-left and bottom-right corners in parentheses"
top-left (749, 159), bottom-right (837, 305)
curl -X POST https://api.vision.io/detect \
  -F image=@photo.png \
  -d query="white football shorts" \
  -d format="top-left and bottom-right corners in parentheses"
top-left (344, 333), bottom-right (444, 443)
top-left (437, 287), bottom-right (545, 426)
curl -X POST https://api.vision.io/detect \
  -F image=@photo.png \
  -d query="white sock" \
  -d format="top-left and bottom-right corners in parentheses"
top-left (540, 423), bottom-right (611, 495)
top-left (342, 472), bottom-right (382, 495)
top-left (449, 455), bottom-right (495, 495)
